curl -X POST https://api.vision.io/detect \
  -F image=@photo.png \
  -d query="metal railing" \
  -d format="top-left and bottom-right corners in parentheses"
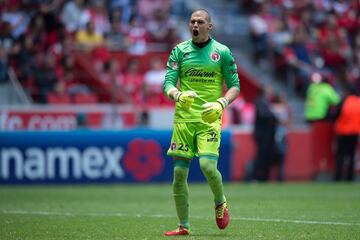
top-left (7, 67), bottom-right (32, 105)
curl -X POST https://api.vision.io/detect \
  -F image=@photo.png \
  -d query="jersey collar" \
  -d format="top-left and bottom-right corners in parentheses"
top-left (192, 38), bottom-right (212, 48)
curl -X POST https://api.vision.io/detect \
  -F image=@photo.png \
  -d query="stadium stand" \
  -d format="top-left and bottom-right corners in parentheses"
top-left (0, 0), bottom-right (360, 124)
top-left (0, 0), bottom-right (359, 182)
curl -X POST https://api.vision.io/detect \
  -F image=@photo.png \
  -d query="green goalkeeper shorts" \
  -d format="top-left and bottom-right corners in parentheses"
top-left (167, 122), bottom-right (222, 160)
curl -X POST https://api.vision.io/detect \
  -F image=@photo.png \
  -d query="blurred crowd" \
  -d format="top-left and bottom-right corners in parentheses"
top-left (0, 0), bottom-right (188, 103)
top-left (1, 0), bottom-right (360, 110)
top-left (239, 0), bottom-right (360, 181)
top-left (242, 0), bottom-right (360, 97)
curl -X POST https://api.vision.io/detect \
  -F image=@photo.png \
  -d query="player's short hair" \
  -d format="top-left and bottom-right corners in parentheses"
top-left (191, 9), bottom-right (211, 23)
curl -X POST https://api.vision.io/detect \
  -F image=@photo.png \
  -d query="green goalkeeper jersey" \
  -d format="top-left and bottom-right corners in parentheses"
top-left (163, 38), bottom-right (240, 122)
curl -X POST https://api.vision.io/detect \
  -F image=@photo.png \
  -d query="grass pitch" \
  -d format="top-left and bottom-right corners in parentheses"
top-left (0, 183), bottom-right (359, 240)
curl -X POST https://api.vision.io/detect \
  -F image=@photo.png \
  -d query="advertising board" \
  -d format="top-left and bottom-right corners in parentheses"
top-left (0, 130), bottom-right (231, 184)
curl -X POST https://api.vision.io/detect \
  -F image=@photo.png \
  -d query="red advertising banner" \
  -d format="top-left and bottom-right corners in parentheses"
top-left (0, 108), bottom-right (137, 130)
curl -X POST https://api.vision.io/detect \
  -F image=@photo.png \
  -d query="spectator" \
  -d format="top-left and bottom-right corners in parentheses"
top-left (89, 1), bottom-right (111, 36)
top-left (271, 93), bottom-right (292, 181)
top-left (269, 18), bottom-right (292, 54)
top-left (251, 84), bottom-right (277, 181)
top-left (105, 18), bottom-right (126, 50)
top-left (121, 59), bottom-right (144, 105)
top-left (124, 15), bottom-right (147, 55)
top-left (138, 110), bottom-right (149, 128)
top-left (59, 69), bottom-right (90, 96)
top-left (26, 15), bottom-right (48, 52)
top-left (60, 0), bottom-right (90, 33)
top-left (50, 35), bottom-right (76, 63)
top-left (99, 58), bottom-right (127, 103)
top-left (285, 28), bottom-right (314, 96)
top-left (305, 72), bottom-right (340, 123)
top-left (101, 110), bottom-right (124, 129)
top-left (248, 3), bottom-right (269, 65)
top-left (145, 10), bottom-right (179, 51)
top-left (0, 21), bottom-right (15, 53)
top-left (38, 1), bottom-right (62, 35)
top-left (172, 0), bottom-right (189, 17)
top-left (143, 57), bottom-right (166, 105)
top-left (99, 58), bottom-right (121, 88)
top-left (48, 76), bottom-right (72, 104)
top-left (0, 47), bottom-right (8, 82)
top-left (333, 86), bottom-right (360, 181)
top-left (137, 0), bottom-right (172, 21)
top-left (321, 37), bottom-right (347, 74)
top-left (76, 112), bottom-right (88, 129)
top-left (75, 21), bottom-right (104, 51)
top-left (31, 53), bottom-right (58, 103)
top-left (1, 3), bottom-right (31, 39)
top-left (12, 35), bottom-right (36, 86)
top-left (137, 0), bottom-right (180, 50)
top-left (108, 0), bottom-right (133, 24)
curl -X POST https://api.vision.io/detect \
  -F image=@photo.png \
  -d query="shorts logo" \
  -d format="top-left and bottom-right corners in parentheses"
top-left (207, 130), bottom-right (218, 142)
top-left (171, 142), bottom-right (177, 150)
top-left (210, 51), bottom-right (220, 62)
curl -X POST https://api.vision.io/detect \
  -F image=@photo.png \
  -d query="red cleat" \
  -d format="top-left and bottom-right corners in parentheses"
top-left (215, 201), bottom-right (229, 229)
top-left (164, 225), bottom-right (190, 236)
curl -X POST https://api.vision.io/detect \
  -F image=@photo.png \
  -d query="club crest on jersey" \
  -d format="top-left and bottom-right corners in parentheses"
top-left (171, 61), bottom-right (179, 70)
top-left (210, 51), bottom-right (220, 62)
top-left (171, 142), bottom-right (177, 151)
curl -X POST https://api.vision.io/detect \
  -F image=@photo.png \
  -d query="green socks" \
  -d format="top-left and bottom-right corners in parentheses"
top-left (199, 157), bottom-right (226, 205)
top-left (172, 158), bottom-right (225, 230)
top-left (173, 160), bottom-right (190, 229)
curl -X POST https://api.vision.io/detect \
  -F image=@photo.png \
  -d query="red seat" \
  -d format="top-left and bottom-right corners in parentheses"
top-left (47, 93), bottom-right (71, 104)
top-left (73, 93), bottom-right (98, 104)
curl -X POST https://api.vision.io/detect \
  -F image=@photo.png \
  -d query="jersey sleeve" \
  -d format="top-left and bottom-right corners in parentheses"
top-left (326, 84), bottom-right (340, 105)
top-left (163, 46), bottom-right (181, 97)
top-left (222, 47), bottom-right (240, 91)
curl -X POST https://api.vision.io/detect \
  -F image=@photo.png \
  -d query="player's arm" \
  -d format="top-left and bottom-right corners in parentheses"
top-left (217, 47), bottom-right (240, 106)
top-left (222, 86), bottom-right (240, 105)
top-left (201, 47), bottom-right (240, 123)
top-left (163, 47), bottom-right (198, 109)
top-left (163, 47), bottom-right (180, 98)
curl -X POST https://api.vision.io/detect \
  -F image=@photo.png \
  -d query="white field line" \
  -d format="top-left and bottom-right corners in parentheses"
top-left (2, 210), bottom-right (360, 227)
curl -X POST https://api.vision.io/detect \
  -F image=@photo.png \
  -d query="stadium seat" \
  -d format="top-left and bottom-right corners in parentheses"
top-left (73, 93), bottom-right (99, 104)
top-left (47, 93), bottom-right (71, 104)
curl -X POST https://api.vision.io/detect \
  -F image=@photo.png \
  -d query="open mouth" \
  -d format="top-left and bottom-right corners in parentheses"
top-left (193, 29), bottom-right (199, 36)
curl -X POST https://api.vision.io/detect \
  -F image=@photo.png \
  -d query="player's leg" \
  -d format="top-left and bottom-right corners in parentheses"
top-left (165, 123), bottom-right (195, 236)
top-left (173, 158), bottom-right (191, 229)
top-left (197, 122), bottom-right (229, 229)
top-left (199, 157), bottom-right (225, 205)
top-left (164, 158), bottom-right (191, 236)
top-left (345, 135), bottom-right (358, 181)
top-left (199, 156), bottom-right (229, 229)
top-left (334, 136), bottom-right (346, 181)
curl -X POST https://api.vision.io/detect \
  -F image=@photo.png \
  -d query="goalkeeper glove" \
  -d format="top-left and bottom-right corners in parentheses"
top-left (201, 97), bottom-right (229, 123)
top-left (174, 90), bottom-right (198, 109)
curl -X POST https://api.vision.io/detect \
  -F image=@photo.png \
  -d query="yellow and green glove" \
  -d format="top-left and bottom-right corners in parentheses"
top-left (201, 97), bottom-right (229, 123)
top-left (174, 90), bottom-right (198, 109)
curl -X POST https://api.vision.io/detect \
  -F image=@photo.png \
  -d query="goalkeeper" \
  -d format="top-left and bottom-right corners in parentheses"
top-left (163, 9), bottom-right (240, 236)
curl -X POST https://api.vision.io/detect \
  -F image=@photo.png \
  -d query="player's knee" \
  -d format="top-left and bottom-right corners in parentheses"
top-left (199, 158), bottom-right (217, 177)
top-left (173, 167), bottom-right (188, 182)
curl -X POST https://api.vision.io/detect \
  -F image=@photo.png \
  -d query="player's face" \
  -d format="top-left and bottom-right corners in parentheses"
top-left (189, 11), bottom-right (212, 43)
